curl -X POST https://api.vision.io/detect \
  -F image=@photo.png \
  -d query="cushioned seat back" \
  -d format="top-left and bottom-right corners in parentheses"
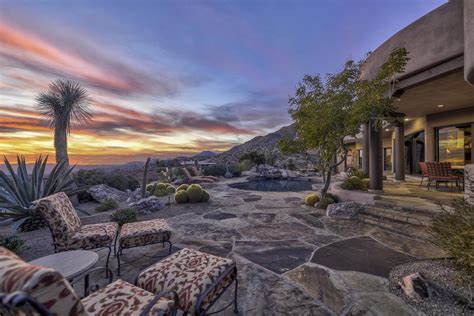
top-left (33, 192), bottom-right (82, 245)
top-left (0, 247), bottom-right (87, 315)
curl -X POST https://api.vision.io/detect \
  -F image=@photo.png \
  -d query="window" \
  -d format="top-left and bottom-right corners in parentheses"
top-left (437, 124), bottom-right (472, 167)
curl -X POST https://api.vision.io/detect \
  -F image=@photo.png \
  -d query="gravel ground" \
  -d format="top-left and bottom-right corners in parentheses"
top-left (389, 259), bottom-right (474, 315)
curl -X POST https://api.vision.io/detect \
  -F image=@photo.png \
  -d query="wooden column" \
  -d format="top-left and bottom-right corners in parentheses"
top-left (394, 122), bottom-right (405, 181)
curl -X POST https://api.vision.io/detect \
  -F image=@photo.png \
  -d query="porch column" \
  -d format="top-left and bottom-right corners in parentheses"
top-left (394, 122), bottom-right (405, 181)
top-left (369, 119), bottom-right (384, 192)
top-left (362, 123), bottom-right (370, 175)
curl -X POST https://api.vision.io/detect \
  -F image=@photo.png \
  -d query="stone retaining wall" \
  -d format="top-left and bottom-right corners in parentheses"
top-left (465, 164), bottom-right (474, 205)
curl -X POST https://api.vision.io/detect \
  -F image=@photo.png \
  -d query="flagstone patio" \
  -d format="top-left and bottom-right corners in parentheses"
top-left (12, 177), bottom-right (447, 315)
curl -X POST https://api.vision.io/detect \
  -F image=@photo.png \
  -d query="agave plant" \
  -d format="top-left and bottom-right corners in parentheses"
top-left (0, 155), bottom-right (77, 231)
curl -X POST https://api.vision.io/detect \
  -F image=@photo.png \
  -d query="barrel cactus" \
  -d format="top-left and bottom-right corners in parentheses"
top-left (166, 185), bottom-right (176, 194)
top-left (154, 183), bottom-right (168, 197)
top-left (187, 184), bottom-right (203, 203)
top-left (177, 184), bottom-right (188, 192)
top-left (175, 190), bottom-right (188, 203)
top-left (304, 193), bottom-right (319, 206)
top-left (201, 190), bottom-right (210, 202)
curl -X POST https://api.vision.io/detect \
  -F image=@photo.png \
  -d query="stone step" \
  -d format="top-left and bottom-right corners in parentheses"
top-left (361, 205), bottom-right (433, 227)
top-left (373, 200), bottom-right (441, 216)
top-left (357, 213), bottom-right (432, 241)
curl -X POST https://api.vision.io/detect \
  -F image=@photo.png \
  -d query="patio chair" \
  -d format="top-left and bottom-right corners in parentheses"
top-left (180, 167), bottom-right (214, 184)
top-left (32, 192), bottom-right (118, 273)
top-left (426, 162), bottom-right (458, 191)
top-left (0, 247), bottom-right (178, 315)
top-left (190, 166), bottom-right (219, 181)
top-left (418, 162), bottom-right (429, 187)
top-left (136, 247), bottom-right (238, 316)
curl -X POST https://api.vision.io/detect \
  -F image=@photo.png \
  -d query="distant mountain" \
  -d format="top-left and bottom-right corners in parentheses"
top-left (191, 151), bottom-right (218, 160)
top-left (210, 124), bottom-right (301, 165)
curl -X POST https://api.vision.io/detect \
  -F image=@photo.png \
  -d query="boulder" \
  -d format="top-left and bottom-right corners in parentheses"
top-left (87, 184), bottom-right (129, 203)
top-left (128, 196), bottom-right (164, 215)
top-left (326, 202), bottom-right (362, 219)
top-left (399, 272), bottom-right (439, 301)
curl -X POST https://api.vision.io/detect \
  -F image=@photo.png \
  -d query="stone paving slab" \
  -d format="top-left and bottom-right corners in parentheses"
top-left (233, 240), bottom-right (315, 274)
top-left (311, 236), bottom-right (415, 278)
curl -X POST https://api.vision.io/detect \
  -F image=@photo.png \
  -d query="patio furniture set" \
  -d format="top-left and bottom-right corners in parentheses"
top-left (0, 192), bottom-right (238, 315)
top-left (418, 162), bottom-right (464, 191)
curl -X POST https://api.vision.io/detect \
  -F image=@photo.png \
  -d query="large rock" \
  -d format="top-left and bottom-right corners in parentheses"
top-left (87, 184), bottom-right (129, 203)
top-left (129, 196), bottom-right (164, 214)
top-left (465, 164), bottom-right (474, 205)
top-left (326, 201), bottom-right (362, 219)
top-left (399, 272), bottom-right (439, 301)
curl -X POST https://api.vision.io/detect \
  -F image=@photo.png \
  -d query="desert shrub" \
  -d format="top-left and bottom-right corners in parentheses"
top-left (201, 190), bottom-right (210, 202)
top-left (187, 184), bottom-right (203, 203)
top-left (347, 167), bottom-right (368, 180)
top-left (239, 151), bottom-right (265, 165)
top-left (239, 159), bottom-right (254, 172)
top-left (0, 235), bottom-right (25, 253)
top-left (304, 193), bottom-right (319, 206)
top-left (318, 196), bottom-right (335, 210)
top-left (341, 176), bottom-right (366, 191)
top-left (95, 198), bottom-right (118, 212)
top-left (176, 184), bottom-right (189, 192)
top-left (430, 198), bottom-right (474, 278)
top-left (175, 190), bottom-right (188, 203)
top-left (111, 208), bottom-right (137, 226)
top-left (73, 169), bottom-right (139, 201)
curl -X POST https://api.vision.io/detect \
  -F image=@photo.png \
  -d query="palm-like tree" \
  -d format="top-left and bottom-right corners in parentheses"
top-left (36, 80), bottom-right (92, 169)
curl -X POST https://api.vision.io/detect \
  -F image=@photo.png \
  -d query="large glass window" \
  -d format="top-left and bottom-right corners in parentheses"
top-left (437, 124), bottom-right (472, 167)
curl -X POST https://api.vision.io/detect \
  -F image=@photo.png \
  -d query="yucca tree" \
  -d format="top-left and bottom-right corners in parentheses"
top-left (35, 80), bottom-right (92, 169)
top-left (0, 155), bottom-right (76, 230)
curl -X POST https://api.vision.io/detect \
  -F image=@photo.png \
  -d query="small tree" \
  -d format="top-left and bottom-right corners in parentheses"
top-left (280, 48), bottom-right (409, 197)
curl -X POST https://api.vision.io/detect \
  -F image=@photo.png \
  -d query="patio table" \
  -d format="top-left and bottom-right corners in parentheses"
top-left (29, 250), bottom-right (98, 296)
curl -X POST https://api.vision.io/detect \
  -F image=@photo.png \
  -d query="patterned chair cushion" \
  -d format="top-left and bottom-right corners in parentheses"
top-left (0, 247), bottom-right (87, 315)
top-left (62, 222), bottom-right (119, 251)
top-left (136, 248), bottom-right (236, 315)
top-left (119, 219), bottom-right (172, 249)
top-left (33, 192), bottom-right (82, 246)
top-left (81, 279), bottom-right (175, 316)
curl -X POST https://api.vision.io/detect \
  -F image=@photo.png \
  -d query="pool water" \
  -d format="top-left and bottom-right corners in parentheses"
top-left (228, 179), bottom-right (314, 192)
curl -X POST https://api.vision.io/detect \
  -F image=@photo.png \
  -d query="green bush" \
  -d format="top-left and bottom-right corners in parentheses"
top-left (176, 184), bottom-right (189, 192)
top-left (304, 193), bottom-right (319, 206)
top-left (95, 198), bottom-right (119, 212)
top-left (111, 208), bottom-right (137, 226)
top-left (0, 235), bottom-right (25, 253)
top-left (361, 178), bottom-right (370, 190)
top-left (201, 164), bottom-right (241, 177)
top-left (318, 196), bottom-right (335, 210)
top-left (73, 169), bottom-right (139, 201)
top-left (239, 151), bottom-right (265, 165)
top-left (201, 190), bottom-right (210, 202)
top-left (430, 198), bottom-right (474, 278)
top-left (239, 159), bottom-right (254, 172)
top-left (347, 167), bottom-right (368, 179)
top-left (187, 184), bottom-right (203, 203)
top-left (341, 176), bottom-right (366, 191)
top-left (175, 190), bottom-right (188, 203)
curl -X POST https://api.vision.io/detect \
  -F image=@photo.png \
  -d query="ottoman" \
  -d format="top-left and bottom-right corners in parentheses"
top-left (135, 248), bottom-right (238, 315)
top-left (117, 218), bottom-right (172, 275)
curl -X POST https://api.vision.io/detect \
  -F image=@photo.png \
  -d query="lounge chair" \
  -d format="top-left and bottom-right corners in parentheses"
top-left (180, 167), bottom-right (214, 184)
top-left (0, 247), bottom-right (178, 315)
top-left (33, 192), bottom-right (119, 273)
top-left (418, 162), bottom-right (429, 187)
top-left (190, 166), bottom-right (219, 181)
top-left (426, 162), bottom-right (459, 191)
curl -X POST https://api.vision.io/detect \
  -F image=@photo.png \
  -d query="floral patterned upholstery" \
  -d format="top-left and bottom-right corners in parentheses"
top-left (0, 247), bottom-right (87, 315)
top-left (33, 192), bottom-right (118, 252)
top-left (82, 279), bottom-right (175, 316)
top-left (136, 248), bottom-right (236, 315)
top-left (0, 247), bottom-right (176, 316)
top-left (119, 219), bottom-right (172, 249)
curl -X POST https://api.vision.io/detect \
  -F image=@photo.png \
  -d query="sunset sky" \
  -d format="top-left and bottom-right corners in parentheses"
top-left (0, 0), bottom-right (445, 164)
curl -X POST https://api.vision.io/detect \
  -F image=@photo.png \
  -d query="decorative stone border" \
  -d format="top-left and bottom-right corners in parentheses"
top-left (329, 182), bottom-right (377, 206)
